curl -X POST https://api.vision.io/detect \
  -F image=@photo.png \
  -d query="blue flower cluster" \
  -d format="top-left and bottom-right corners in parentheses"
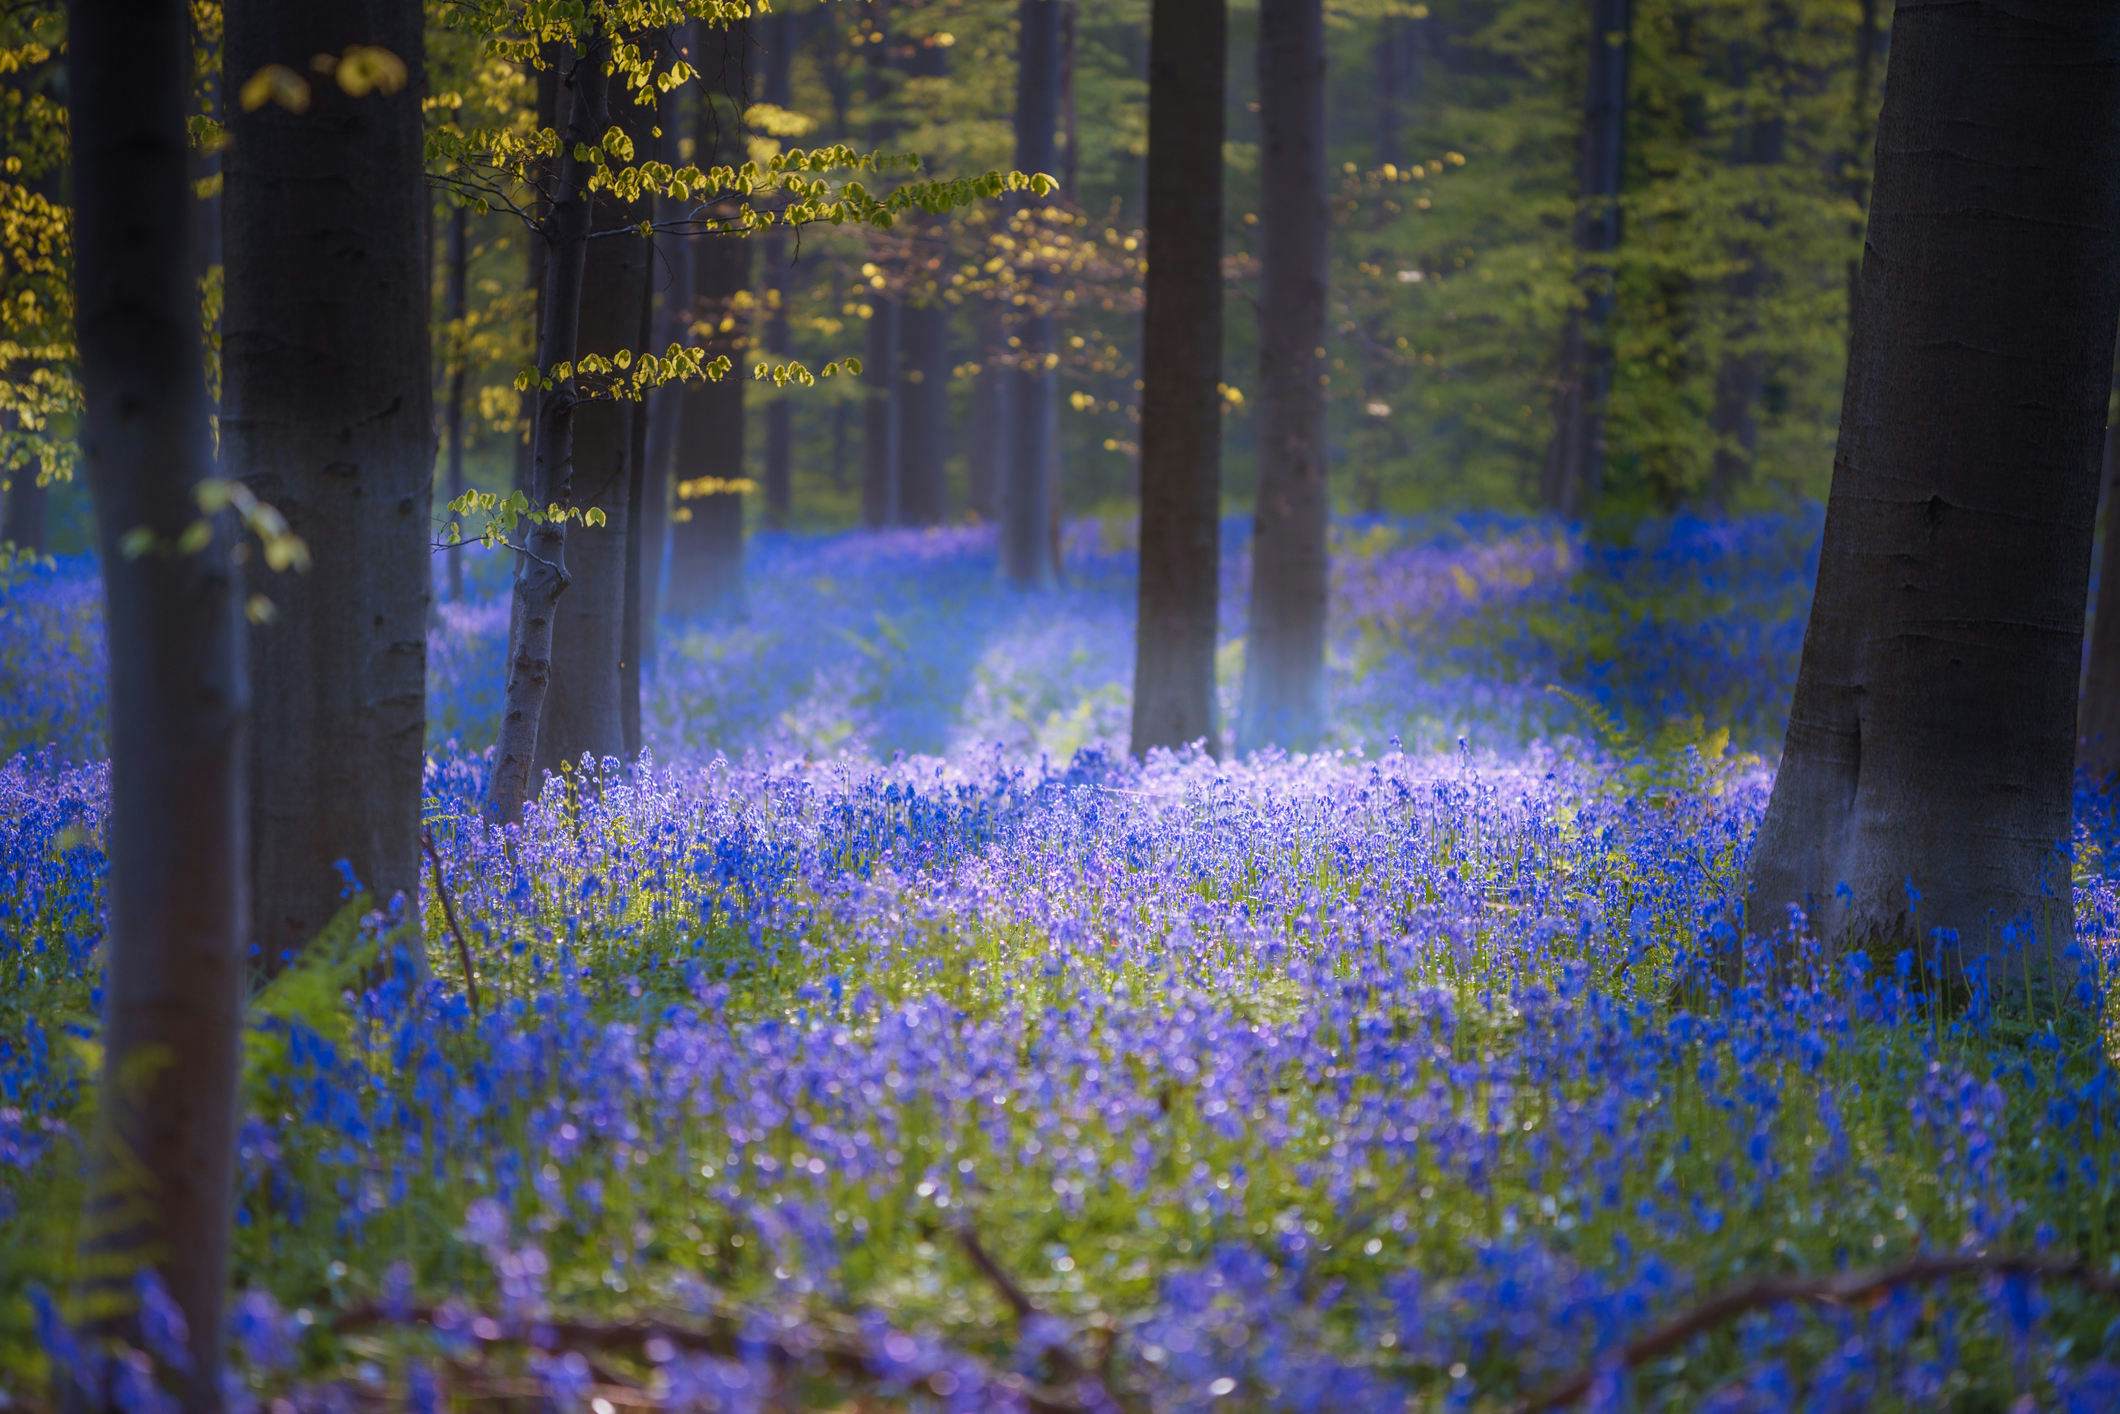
top-left (4, 516), bottom-right (2118, 1409)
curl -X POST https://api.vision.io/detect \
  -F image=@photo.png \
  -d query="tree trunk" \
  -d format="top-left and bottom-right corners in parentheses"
top-left (224, 0), bottom-right (430, 969)
top-left (69, 0), bottom-right (245, 1398)
top-left (967, 301), bottom-right (1010, 521)
top-left (1745, 0), bottom-right (2120, 991)
top-left (1003, 0), bottom-right (1063, 587)
top-left (536, 75), bottom-right (651, 781)
top-left (862, 297), bottom-right (902, 525)
top-left (516, 61), bottom-right (563, 495)
top-left (1703, 23), bottom-right (1788, 510)
top-left (2080, 355), bottom-right (2120, 781)
top-left (621, 257), bottom-right (653, 761)
top-left (667, 20), bottom-right (751, 618)
top-left (760, 10), bottom-right (799, 528)
top-left (1238, 0), bottom-right (1328, 755)
top-left (1844, 0), bottom-right (1882, 349)
top-left (485, 36), bottom-right (610, 824)
top-left (444, 204), bottom-right (470, 601)
top-left (1540, 0), bottom-right (1632, 519)
top-left (899, 300), bottom-right (951, 525)
top-left (1130, 0), bottom-right (1225, 756)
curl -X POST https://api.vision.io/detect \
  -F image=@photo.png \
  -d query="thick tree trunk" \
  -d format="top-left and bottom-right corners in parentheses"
top-left (1844, 0), bottom-right (1882, 349)
top-left (1745, 0), bottom-right (2120, 990)
top-left (224, 0), bottom-right (430, 968)
top-left (1002, 0), bottom-right (1063, 587)
top-left (1130, 0), bottom-right (1225, 756)
top-left (69, 0), bottom-right (245, 1398)
top-left (516, 62), bottom-right (563, 496)
top-left (536, 79), bottom-right (652, 780)
top-left (444, 204), bottom-right (470, 601)
top-left (1237, 0), bottom-right (1329, 756)
top-left (1540, 0), bottom-right (1632, 519)
top-left (667, 20), bottom-right (751, 618)
top-left (485, 37), bottom-right (609, 824)
top-left (760, 11), bottom-right (799, 528)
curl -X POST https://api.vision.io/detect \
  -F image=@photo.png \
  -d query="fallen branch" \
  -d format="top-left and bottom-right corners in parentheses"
top-left (1519, 1250), bottom-right (2120, 1412)
top-left (329, 1299), bottom-right (1096, 1414)
top-left (421, 829), bottom-right (482, 1016)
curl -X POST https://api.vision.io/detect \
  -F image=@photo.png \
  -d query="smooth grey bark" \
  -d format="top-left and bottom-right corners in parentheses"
top-left (485, 35), bottom-right (610, 824)
top-left (760, 10), bottom-right (799, 528)
top-left (68, 0), bottom-right (244, 1399)
top-left (666, 20), bottom-right (750, 618)
top-left (1745, 0), bottom-right (2120, 990)
top-left (1540, 0), bottom-right (1632, 519)
top-left (443, 204), bottom-right (470, 602)
top-left (1237, 0), bottom-right (1329, 755)
top-left (536, 77), bottom-right (652, 780)
top-left (224, 0), bottom-right (430, 970)
top-left (1130, 0), bottom-right (1225, 757)
top-left (1003, 0), bottom-right (1062, 587)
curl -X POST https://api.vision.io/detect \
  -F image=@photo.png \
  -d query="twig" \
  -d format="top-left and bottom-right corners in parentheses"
top-left (954, 1222), bottom-right (1131, 1410)
top-left (1518, 1250), bottom-right (2120, 1411)
top-left (421, 830), bottom-right (482, 1017)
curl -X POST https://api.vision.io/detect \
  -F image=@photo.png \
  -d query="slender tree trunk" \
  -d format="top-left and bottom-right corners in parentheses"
top-left (860, 10), bottom-right (902, 529)
top-left (517, 63), bottom-right (563, 496)
top-left (1004, 0), bottom-right (1063, 586)
top-left (224, 0), bottom-right (430, 969)
top-left (1130, 0), bottom-right (1225, 756)
top-left (667, 20), bottom-right (751, 617)
top-left (760, 11), bottom-right (799, 528)
top-left (444, 204), bottom-right (470, 601)
top-left (537, 78), bottom-right (651, 780)
top-left (1238, 0), bottom-right (1328, 755)
top-left (485, 36), bottom-right (610, 824)
top-left (899, 300), bottom-right (951, 525)
top-left (1745, 0), bottom-right (2120, 991)
top-left (1540, 0), bottom-right (1632, 519)
top-left (1703, 25), bottom-right (1788, 510)
top-left (2080, 355), bottom-right (2120, 781)
top-left (621, 256), bottom-right (653, 761)
top-left (68, 0), bottom-right (244, 1398)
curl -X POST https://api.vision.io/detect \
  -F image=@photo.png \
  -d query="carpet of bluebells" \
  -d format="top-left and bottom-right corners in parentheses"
top-left (6, 514), bottom-right (2120, 1410)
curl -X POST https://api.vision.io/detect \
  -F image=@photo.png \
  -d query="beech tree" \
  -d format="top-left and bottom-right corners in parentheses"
top-left (1002, 0), bottom-right (1062, 588)
top-left (68, 0), bottom-right (245, 1395)
top-left (223, 0), bottom-right (431, 970)
top-left (1541, 0), bottom-right (1632, 518)
top-left (1746, 0), bottom-right (2120, 984)
top-left (1129, 0), bottom-right (1223, 756)
top-left (1237, 0), bottom-right (1328, 755)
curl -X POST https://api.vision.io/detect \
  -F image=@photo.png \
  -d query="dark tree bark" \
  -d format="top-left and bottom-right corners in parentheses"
top-left (443, 203), bottom-right (470, 602)
top-left (1003, 0), bottom-right (1062, 587)
top-left (1746, 0), bottom-right (2120, 989)
top-left (516, 61), bottom-right (563, 496)
top-left (1703, 21), bottom-right (1789, 510)
top-left (1844, 0), bottom-right (1883, 348)
top-left (621, 255), bottom-right (654, 761)
top-left (1237, 0), bottom-right (1329, 756)
top-left (537, 73), bottom-right (653, 780)
top-left (486, 35), bottom-right (611, 824)
top-left (860, 8), bottom-right (902, 528)
top-left (224, 0), bottom-right (430, 968)
top-left (899, 299), bottom-right (951, 524)
top-left (2080, 355), bottom-right (2120, 782)
top-left (68, 0), bottom-right (245, 1398)
top-left (666, 20), bottom-right (751, 617)
top-left (1130, 0), bottom-right (1225, 756)
top-left (760, 10), bottom-right (799, 528)
top-left (1540, 0), bottom-right (1632, 519)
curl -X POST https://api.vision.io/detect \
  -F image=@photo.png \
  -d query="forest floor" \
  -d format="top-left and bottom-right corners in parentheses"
top-left (5, 515), bottom-right (2120, 1409)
